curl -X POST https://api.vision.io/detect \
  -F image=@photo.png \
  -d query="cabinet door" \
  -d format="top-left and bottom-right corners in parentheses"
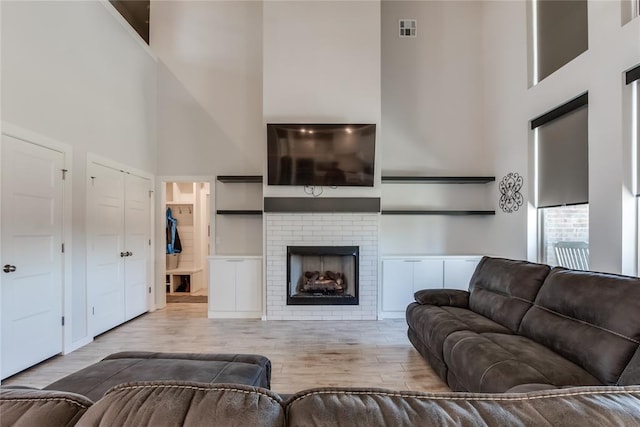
top-left (444, 258), bottom-right (480, 290)
top-left (412, 259), bottom-right (444, 292)
top-left (235, 259), bottom-right (261, 312)
top-left (381, 260), bottom-right (415, 312)
top-left (210, 259), bottom-right (237, 311)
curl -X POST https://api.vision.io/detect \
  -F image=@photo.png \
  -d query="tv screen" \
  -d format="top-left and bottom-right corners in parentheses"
top-left (267, 123), bottom-right (376, 187)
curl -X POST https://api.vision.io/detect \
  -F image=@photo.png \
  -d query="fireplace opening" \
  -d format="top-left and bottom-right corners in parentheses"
top-left (287, 246), bottom-right (359, 305)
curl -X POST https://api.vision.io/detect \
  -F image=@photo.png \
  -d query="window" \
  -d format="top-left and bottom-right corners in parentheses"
top-left (627, 65), bottom-right (639, 271)
top-left (109, 0), bottom-right (149, 44)
top-left (627, 65), bottom-right (640, 196)
top-left (539, 205), bottom-right (589, 267)
top-left (532, 0), bottom-right (588, 84)
top-left (533, 93), bottom-right (589, 267)
top-left (622, 0), bottom-right (640, 24)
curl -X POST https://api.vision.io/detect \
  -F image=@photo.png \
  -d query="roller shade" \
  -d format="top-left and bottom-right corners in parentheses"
top-left (533, 95), bottom-right (589, 208)
top-left (536, 0), bottom-right (588, 82)
top-left (626, 64), bottom-right (640, 85)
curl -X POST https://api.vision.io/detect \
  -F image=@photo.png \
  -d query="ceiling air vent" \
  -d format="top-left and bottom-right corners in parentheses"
top-left (399, 19), bottom-right (417, 38)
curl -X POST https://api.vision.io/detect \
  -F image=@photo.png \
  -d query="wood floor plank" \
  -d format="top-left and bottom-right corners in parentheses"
top-left (2, 303), bottom-right (449, 394)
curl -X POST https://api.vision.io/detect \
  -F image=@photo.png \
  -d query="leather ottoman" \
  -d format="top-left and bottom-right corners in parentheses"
top-left (44, 352), bottom-right (271, 401)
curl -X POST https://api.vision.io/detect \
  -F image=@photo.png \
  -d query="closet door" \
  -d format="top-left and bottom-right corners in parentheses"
top-left (1, 135), bottom-right (64, 378)
top-left (124, 174), bottom-right (150, 320)
top-left (87, 162), bottom-right (126, 335)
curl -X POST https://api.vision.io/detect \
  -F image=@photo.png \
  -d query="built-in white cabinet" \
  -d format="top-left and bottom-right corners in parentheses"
top-left (208, 256), bottom-right (262, 318)
top-left (380, 256), bottom-right (482, 318)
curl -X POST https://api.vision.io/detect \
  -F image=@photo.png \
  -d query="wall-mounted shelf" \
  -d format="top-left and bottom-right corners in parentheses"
top-left (381, 210), bottom-right (495, 216)
top-left (381, 176), bottom-right (495, 184)
top-left (215, 175), bottom-right (263, 216)
top-left (381, 175), bottom-right (495, 216)
top-left (217, 175), bottom-right (263, 183)
top-left (216, 210), bottom-right (263, 215)
top-left (215, 175), bottom-right (264, 255)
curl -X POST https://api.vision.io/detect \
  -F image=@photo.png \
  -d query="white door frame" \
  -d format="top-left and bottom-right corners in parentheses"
top-left (156, 176), bottom-right (214, 310)
top-left (1, 122), bottom-right (74, 354)
top-left (87, 154), bottom-right (156, 331)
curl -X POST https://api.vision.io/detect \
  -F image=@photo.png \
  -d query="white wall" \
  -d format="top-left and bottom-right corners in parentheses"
top-left (262, 0), bottom-right (382, 199)
top-left (380, 1), bottom-right (496, 255)
top-left (480, 1), bottom-right (531, 260)
top-left (152, 1), bottom-right (264, 176)
top-left (482, 0), bottom-right (640, 273)
top-left (1, 0), bottom-right (157, 347)
top-left (152, 1), bottom-right (264, 256)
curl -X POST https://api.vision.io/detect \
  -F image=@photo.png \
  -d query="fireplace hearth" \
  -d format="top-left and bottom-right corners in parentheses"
top-left (287, 246), bottom-right (359, 305)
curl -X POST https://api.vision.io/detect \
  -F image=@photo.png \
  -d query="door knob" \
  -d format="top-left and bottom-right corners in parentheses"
top-left (3, 265), bottom-right (16, 273)
top-left (127, 251), bottom-right (133, 257)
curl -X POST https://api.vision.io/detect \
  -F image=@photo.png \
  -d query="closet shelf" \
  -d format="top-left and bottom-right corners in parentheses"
top-left (381, 210), bottom-right (496, 216)
top-left (381, 176), bottom-right (495, 184)
top-left (217, 175), bottom-right (263, 183)
top-left (216, 210), bottom-right (263, 215)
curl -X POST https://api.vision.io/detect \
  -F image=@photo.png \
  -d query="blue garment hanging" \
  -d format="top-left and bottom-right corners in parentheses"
top-left (166, 207), bottom-right (182, 254)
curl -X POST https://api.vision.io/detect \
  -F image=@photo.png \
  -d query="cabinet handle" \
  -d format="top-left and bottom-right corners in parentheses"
top-left (120, 252), bottom-right (126, 257)
top-left (404, 260), bottom-right (421, 263)
top-left (226, 259), bottom-right (244, 263)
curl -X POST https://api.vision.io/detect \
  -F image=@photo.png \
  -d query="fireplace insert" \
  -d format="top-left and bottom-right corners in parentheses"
top-left (287, 246), bottom-right (359, 305)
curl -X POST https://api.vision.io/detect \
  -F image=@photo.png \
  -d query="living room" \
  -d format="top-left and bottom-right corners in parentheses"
top-left (1, 0), bottom-right (640, 423)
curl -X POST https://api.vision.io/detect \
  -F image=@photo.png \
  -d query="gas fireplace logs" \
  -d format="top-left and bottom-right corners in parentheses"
top-left (298, 271), bottom-right (345, 293)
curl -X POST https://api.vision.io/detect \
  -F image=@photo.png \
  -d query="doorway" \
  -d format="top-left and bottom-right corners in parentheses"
top-left (164, 181), bottom-right (210, 303)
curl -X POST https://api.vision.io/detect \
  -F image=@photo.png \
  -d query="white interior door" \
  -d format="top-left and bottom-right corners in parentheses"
top-left (1, 135), bottom-right (64, 379)
top-left (87, 163), bottom-right (125, 336)
top-left (124, 174), bottom-right (150, 320)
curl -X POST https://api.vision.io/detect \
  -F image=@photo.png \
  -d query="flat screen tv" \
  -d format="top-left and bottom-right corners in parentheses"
top-left (267, 123), bottom-right (376, 187)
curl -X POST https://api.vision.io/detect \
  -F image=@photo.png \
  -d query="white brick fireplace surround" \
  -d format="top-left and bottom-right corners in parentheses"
top-left (265, 213), bottom-right (379, 320)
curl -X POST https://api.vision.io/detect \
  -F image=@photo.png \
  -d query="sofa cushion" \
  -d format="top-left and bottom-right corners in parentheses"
top-left (443, 332), bottom-right (600, 393)
top-left (75, 381), bottom-right (284, 427)
top-left (414, 289), bottom-right (469, 307)
top-left (284, 386), bottom-right (640, 427)
top-left (45, 352), bottom-right (271, 402)
top-left (519, 268), bottom-right (640, 385)
top-left (406, 304), bottom-right (512, 373)
top-left (619, 346), bottom-right (640, 386)
top-left (0, 388), bottom-right (92, 427)
top-left (468, 257), bottom-right (551, 333)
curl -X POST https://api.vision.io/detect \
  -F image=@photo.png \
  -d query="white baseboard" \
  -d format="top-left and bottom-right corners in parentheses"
top-left (208, 311), bottom-right (262, 319)
top-left (64, 336), bottom-right (93, 355)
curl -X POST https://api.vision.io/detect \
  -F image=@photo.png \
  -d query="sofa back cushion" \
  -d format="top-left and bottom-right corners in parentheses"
top-left (0, 388), bottom-right (92, 427)
top-left (468, 257), bottom-right (551, 332)
top-left (519, 268), bottom-right (640, 385)
top-left (76, 381), bottom-right (284, 427)
top-left (285, 386), bottom-right (640, 426)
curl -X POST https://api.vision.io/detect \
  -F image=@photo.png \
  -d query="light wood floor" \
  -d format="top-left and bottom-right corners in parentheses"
top-left (2, 304), bottom-right (449, 394)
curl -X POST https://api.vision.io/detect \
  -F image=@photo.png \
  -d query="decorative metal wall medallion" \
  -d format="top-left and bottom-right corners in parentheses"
top-left (499, 172), bottom-right (523, 213)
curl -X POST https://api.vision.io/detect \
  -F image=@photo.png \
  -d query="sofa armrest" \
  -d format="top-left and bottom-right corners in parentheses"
top-left (414, 289), bottom-right (469, 307)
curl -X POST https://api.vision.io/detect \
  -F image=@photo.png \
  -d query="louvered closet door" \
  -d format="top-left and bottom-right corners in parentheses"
top-left (1, 135), bottom-right (64, 378)
top-left (124, 173), bottom-right (150, 320)
top-left (87, 162), bottom-right (126, 336)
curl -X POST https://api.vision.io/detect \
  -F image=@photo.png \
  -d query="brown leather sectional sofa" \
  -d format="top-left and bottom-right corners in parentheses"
top-left (3, 256), bottom-right (640, 425)
top-left (3, 382), bottom-right (640, 426)
top-left (406, 256), bottom-right (640, 393)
